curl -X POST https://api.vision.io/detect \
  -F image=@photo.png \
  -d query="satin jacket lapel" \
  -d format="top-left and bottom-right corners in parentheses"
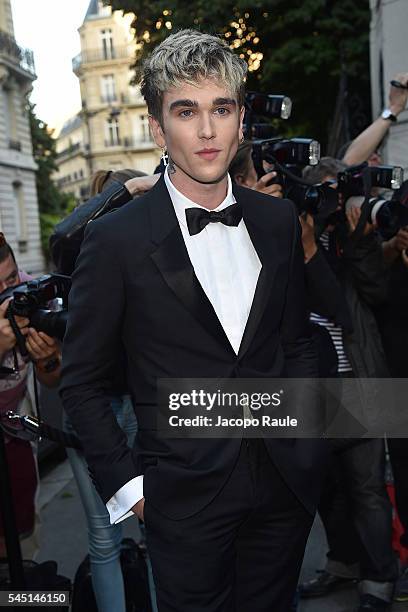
top-left (148, 176), bottom-right (235, 355)
top-left (235, 186), bottom-right (279, 360)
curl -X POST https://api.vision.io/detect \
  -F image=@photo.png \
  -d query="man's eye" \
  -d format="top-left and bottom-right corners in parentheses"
top-left (215, 107), bottom-right (230, 115)
top-left (179, 110), bottom-right (193, 118)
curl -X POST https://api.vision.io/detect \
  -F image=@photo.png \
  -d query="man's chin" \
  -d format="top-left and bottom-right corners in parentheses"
top-left (175, 165), bottom-right (228, 185)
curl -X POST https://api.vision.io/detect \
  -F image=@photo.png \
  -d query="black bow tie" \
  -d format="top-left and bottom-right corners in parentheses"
top-left (185, 203), bottom-right (243, 236)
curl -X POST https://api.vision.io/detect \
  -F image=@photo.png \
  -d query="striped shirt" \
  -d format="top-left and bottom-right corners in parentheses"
top-left (309, 232), bottom-right (353, 373)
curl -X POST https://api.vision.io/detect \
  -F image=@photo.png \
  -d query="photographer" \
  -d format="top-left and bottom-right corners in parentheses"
top-left (375, 181), bottom-right (408, 602)
top-left (297, 158), bottom-right (397, 612)
top-left (55, 169), bottom-right (152, 612)
top-left (50, 170), bottom-right (159, 276)
top-left (0, 233), bottom-right (61, 558)
top-left (228, 146), bottom-right (397, 609)
top-left (229, 140), bottom-right (283, 197)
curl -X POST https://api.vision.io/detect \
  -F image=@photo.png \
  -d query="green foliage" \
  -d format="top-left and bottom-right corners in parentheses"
top-left (105, 0), bottom-right (371, 150)
top-left (28, 103), bottom-right (75, 260)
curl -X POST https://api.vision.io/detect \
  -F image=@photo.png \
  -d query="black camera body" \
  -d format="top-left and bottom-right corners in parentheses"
top-left (244, 92), bottom-right (328, 216)
top-left (0, 274), bottom-right (70, 341)
top-left (338, 163), bottom-right (403, 200)
top-left (338, 163), bottom-right (407, 238)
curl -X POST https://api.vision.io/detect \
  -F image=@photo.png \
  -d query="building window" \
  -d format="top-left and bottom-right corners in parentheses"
top-left (12, 181), bottom-right (27, 246)
top-left (140, 115), bottom-right (151, 142)
top-left (101, 29), bottom-right (114, 60)
top-left (3, 85), bottom-right (20, 149)
top-left (106, 117), bottom-right (120, 146)
top-left (101, 74), bottom-right (116, 103)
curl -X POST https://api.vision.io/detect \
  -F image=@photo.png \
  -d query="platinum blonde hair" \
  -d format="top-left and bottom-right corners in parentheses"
top-left (140, 29), bottom-right (247, 124)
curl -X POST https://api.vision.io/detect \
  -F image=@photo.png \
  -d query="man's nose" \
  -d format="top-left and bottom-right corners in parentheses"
top-left (198, 113), bottom-right (216, 139)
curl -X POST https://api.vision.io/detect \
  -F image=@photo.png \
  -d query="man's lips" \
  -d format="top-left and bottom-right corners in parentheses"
top-left (195, 149), bottom-right (221, 161)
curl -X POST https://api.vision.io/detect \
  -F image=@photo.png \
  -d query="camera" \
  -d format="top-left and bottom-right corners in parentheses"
top-left (244, 91), bottom-right (331, 216)
top-left (243, 93), bottom-right (292, 140)
top-left (0, 274), bottom-right (70, 341)
top-left (339, 163), bottom-right (407, 238)
top-left (338, 163), bottom-right (403, 200)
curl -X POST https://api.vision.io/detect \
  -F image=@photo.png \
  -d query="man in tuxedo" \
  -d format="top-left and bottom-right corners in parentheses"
top-left (61, 29), bottom-right (327, 612)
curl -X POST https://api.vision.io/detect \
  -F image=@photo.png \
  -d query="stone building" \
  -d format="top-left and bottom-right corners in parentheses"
top-left (55, 0), bottom-right (160, 200)
top-left (0, 0), bottom-right (44, 273)
top-left (370, 0), bottom-right (408, 173)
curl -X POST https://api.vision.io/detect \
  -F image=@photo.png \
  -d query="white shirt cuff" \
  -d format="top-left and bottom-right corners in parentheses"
top-left (106, 475), bottom-right (144, 524)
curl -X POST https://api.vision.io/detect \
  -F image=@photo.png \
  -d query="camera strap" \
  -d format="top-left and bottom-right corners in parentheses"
top-left (6, 303), bottom-right (29, 358)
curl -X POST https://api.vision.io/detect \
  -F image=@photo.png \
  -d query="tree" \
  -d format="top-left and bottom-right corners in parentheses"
top-left (28, 103), bottom-right (75, 260)
top-left (105, 0), bottom-right (371, 152)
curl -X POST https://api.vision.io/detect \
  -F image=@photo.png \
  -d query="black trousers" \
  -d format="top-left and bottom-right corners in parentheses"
top-left (144, 439), bottom-right (313, 612)
top-left (378, 313), bottom-right (408, 550)
top-left (319, 438), bottom-right (398, 583)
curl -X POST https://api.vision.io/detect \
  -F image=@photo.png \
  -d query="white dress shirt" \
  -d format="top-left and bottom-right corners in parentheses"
top-left (107, 169), bottom-right (261, 524)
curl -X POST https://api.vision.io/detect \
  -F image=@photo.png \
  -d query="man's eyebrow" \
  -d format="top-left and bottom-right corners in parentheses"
top-left (169, 99), bottom-right (198, 111)
top-left (169, 97), bottom-right (237, 112)
top-left (213, 97), bottom-right (237, 106)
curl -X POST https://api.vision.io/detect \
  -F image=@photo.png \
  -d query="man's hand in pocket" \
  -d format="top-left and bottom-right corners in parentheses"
top-left (132, 497), bottom-right (145, 521)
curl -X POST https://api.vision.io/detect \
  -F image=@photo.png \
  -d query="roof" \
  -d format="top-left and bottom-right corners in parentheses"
top-left (58, 114), bottom-right (83, 138)
top-left (84, 0), bottom-right (101, 21)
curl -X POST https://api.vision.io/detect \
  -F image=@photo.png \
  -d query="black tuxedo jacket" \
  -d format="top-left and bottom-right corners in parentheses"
top-left (60, 176), bottom-right (328, 519)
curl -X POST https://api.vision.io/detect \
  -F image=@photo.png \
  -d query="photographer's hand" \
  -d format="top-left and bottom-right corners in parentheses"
top-left (125, 174), bottom-right (160, 196)
top-left (26, 329), bottom-right (61, 387)
top-left (389, 72), bottom-right (408, 116)
top-left (346, 206), bottom-right (374, 237)
top-left (0, 299), bottom-right (29, 361)
top-left (382, 227), bottom-right (408, 264)
top-left (252, 172), bottom-right (284, 198)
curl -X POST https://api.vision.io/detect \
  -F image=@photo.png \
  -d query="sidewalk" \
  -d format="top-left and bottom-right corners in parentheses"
top-left (36, 459), bottom-right (142, 580)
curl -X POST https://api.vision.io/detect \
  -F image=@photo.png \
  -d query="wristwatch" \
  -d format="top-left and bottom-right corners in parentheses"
top-left (36, 355), bottom-right (61, 374)
top-left (381, 108), bottom-right (397, 122)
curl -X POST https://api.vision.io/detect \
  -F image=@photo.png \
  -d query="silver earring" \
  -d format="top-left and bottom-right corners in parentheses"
top-left (161, 148), bottom-right (169, 167)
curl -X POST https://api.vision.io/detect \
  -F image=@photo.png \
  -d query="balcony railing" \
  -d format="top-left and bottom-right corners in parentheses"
top-left (124, 135), bottom-right (154, 147)
top-left (73, 46), bottom-right (131, 71)
top-left (101, 93), bottom-right (118, 104)
top-left (0, 30), bottom-right (35, 77)
top-left (56, 142), bottom-right (82, 159)
top-left (120, 91), bottom-right (144, 105)
top-left (104, 138), bottom-right (122, 147)
top-left (103, 135), bottom-right (154, 149)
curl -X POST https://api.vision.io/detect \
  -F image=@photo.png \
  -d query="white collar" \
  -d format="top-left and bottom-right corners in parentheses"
top-left (164, 167), bottom-right (236, 229)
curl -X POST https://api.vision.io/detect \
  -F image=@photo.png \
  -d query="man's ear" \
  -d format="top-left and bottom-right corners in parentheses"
top-left (234, 173), bottom-right (247, 187)
top-left (238, 106), bottom-right (245, 142)
top-left (148, 115), bottom-right (166, 149)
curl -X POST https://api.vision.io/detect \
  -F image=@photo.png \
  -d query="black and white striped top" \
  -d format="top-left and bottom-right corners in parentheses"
top-left (309, 232), bottom-right (353, 373)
